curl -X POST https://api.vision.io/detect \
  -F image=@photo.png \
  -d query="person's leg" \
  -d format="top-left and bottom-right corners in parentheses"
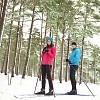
top-left (70, 65), bottom-right (78, 90)
top-left (35, 65), bottom-right (46, 94)
top-left (46, 65), bottom-right (53, 95)
top-left (67, 65), bottom-right (78, 95)
top-left (73, 67), bottom-right (78, 90)
top-left (41, 65), bottom-right (46, 90)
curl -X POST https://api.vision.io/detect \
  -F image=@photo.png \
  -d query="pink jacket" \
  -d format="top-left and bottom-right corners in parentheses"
top-left (41, 47), bottom-right (56, 65)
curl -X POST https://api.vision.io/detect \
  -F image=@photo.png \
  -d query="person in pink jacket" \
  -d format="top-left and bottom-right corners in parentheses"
top-left (35, 37), bottom-right (56, 95)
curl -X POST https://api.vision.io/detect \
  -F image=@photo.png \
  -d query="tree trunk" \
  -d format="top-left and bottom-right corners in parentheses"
top-left (22, 7), bottom-right (35, 78)
top-left (59, 22), bottom-right (65, 83)
top-left (65, 34), bottom-right (70, 82)
top-left (0, 0), bottom-right (8, 44)
top-left (4, 35), bottom-right (11, 75)
top-left (50, 28), bottom-right (52, 37)
top-left (15, 25), bottom-right (22, 75)
top-left (79, 3), bottom-right (88, 84)
top-left (3, 1), bottom-right (15, 75)
top-left (18, 3), bottom-right (24, 74)
top-left (1, 50), bottom-right (7, 73)
top-left (15, 0), bottom-right (23, 75)
top-left (11, 18), bottom-right (20, 77)
top-left (93, 57), bottom-right (96, 84)
top-left (79, 36), bottom-right (84, 84)
top-left (52, 22), bottom-right (58, 80)
top-left (40, 11), bottom-right (43, 62)
top-left (44, 16), bottom-right (48, 45)
top-left (0, 0), bottom-right (3, 20)
top-left (94, 65), bottom-right (96, 84)
top-left (38, 11), bottom-right (43, 81)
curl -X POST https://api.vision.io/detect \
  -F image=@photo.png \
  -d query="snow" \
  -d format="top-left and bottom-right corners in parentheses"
top-left (0, 73), bottom-right (100, 100)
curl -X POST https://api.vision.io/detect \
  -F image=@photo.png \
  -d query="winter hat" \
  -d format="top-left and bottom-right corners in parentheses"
top-left (72, 42), bottom-right (77, 46)
top-left (47, 37), bottom-right (53, 43)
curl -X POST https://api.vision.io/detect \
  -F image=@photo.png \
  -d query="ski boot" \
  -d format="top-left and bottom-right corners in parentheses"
top-left (45, 89), bottom-right (53, 95)
top-left (66, 90), bottom-right (77, 95)
top-left (35, 88), bottom-right (45, 95)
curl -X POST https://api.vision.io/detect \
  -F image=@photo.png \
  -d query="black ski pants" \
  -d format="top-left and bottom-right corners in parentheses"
top-left (70, 65), bottom-right (78, 90)
top-left (41, 65), bottom-right (53, 90)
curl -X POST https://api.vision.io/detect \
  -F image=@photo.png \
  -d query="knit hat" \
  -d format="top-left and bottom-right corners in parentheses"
top-left (72, 42), bottom-right (77, 46)
top-left (47, 37), bottom-right (53, 43)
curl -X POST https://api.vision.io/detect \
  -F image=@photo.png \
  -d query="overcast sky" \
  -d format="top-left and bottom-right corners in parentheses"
top-left (22, 20), bottom-right (100, 47)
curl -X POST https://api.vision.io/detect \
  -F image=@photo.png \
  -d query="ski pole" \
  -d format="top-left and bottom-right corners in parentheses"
top-left (80, 75), bottom-right (95, 97)
top-left (53, 89), bottom-right (56, 97)
top-left (68, 63), bottom-right (95, 97)
top-left (34, 77), bottom-right (39, 94)
top-left (48, 60), bottom-right (56, 97)
top-left (34, 65), bottom-right (41, 94)
top-left (52, 73), bottom-right (56, 97)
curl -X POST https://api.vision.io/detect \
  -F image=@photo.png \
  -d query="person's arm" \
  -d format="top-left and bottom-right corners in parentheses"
top-left (41, 52), bottom-right (44, 58)
top-left (41, 47), bottom-right (46, 58)
top-left (47, 47), bottom-right (56, 59)
top-left (69, 50), bottom-right (81, 64)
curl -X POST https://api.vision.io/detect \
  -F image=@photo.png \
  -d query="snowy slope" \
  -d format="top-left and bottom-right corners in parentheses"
top-left (0, 73), bottom-right (100, 100)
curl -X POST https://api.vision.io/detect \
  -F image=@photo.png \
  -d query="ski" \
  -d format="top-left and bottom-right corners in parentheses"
top-left (14, 93), bottom-right (92, 99)
top-left (14, 94), bottom-right (47, 99)
top-left (55, 93), bottom-right (93, 96)
top-left (14, 93), bottom-right (55, 99)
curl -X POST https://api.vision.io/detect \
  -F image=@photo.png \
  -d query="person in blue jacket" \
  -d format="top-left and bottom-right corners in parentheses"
top-left (66, 42), bottom-right (81, 95)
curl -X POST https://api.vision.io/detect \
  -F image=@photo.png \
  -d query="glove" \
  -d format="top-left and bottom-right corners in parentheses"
top-left (43, 47), bottom-right (49, 52)
top-left (66, 59), bottom-right (69, 62)
top-left (45, 49), bottom-right (49, 52)
top-left (66, 59), bottom-right (71, 64)
top-left (43, 47), bottom-right (46, 52)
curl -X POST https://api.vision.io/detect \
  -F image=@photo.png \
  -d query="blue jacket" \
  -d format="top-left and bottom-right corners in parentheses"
top-left (69, 48), bottom-right (81, 66)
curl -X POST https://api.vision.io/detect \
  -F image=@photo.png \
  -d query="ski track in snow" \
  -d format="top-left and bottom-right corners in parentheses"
top-left (0, 73), bottom-right (100, 100)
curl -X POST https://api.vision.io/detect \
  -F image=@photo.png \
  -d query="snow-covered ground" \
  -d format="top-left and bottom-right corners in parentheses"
top-left (0, 73), bottom-right (100, 100)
